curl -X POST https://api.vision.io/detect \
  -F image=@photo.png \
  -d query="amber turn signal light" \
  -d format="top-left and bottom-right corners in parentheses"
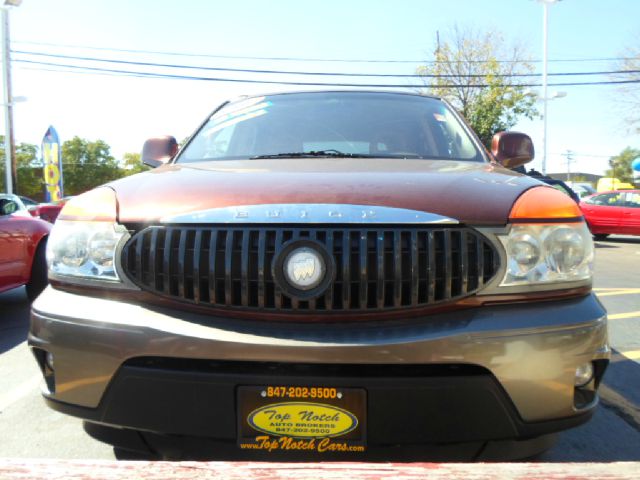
top-left (509, 187), bottom-right (582, 222)
top-left (58, 187), bottom-right (118, 222)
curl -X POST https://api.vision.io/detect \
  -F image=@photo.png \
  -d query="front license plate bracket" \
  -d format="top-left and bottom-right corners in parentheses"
top-left (237, 385), bottom-right (367, 453)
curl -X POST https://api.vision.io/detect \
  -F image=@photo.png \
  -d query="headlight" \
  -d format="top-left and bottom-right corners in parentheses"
top-left (493, 186), bottom-right (594, 290)
top-left (47, 188), bottom-right (129, 283)
top-left (499, 222), bottom-right (593, 286)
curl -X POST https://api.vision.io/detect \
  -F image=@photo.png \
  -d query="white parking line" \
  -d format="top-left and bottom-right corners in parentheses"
top-left (594, 288), bottom-right (640, 297)
top-left (0, 375), bottom-right (41, 413)
top-left (612, 350), bottom-right (640, 362)
top-left (608, 311), bottom-right (640, 320)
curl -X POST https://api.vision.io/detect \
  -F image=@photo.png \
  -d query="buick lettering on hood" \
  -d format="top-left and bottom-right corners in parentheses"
top-left (29, 91), bottom-right (609, 460)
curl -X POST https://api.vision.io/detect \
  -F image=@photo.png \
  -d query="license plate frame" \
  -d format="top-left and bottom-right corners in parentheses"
top-left (237, 385), bottom-right (367, 453)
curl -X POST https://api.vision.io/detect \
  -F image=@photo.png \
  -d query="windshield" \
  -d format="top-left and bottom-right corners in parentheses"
top-left (178, 92), bottom-right (483, 163)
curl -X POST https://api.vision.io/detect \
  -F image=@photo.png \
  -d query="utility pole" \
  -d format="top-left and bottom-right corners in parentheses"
top-left (539, 0), bottom-right (561, 175)
top-left (1, 0), bottom-right (19, 194)
top-left (562, 149), bottom-right (575, 182)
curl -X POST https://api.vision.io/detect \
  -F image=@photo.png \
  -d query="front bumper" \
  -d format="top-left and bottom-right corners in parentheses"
top-left (29, 287), bottom-right (609, 445)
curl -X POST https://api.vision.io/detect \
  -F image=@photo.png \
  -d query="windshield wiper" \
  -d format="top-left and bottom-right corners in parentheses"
top-left (251, 149), bottom-right (375, 159)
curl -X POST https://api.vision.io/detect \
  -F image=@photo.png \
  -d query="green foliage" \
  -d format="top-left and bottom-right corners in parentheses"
top-left (417, 26), bottom-right (538, 148)
top-left (1, 136), bottom-right (149, 198)
top-left (0, 137), bottom-right (45, 200)
top-left (16, 142), bottom-right (45, 201)
top-left (605, 147), bottom-right (640, 184)
top-left (121, 152), bottom-right (150, 176)
top-left (61, 137), bottom-right (122, 196)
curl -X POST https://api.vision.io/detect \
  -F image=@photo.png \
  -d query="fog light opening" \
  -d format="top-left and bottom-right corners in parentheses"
top-left (574, 362), bottom-right (594, 388)
top-left (45, 352), bottom-right (55, 371)
top-left (31, 347), bottom-right (56, 394)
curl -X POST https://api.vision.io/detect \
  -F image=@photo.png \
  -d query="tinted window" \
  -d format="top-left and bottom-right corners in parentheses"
top-left (585, 193), bottom-right (623, 206)
top-left (0, 198), bottom-right (19, 216)
top-left (178, 92), bottom-right (483, 163)
top-left (624, 192), bottom-right (640, 208)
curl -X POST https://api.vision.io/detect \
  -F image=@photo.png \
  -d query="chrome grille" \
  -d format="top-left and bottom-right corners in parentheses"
top-left (122, 226), bottom-right (499, 312)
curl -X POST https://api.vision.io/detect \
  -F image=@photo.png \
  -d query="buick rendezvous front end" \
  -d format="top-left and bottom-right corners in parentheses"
top-left (29, 91), bottom-right (609, 460)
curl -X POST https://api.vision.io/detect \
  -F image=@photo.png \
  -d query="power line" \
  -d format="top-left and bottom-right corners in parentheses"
top-left (551, 152), bottom-right (616, 158)
top-left (12, 40), bottom-right (639, 65)
top-left (15, 64), bottom-right (157, 80)
top-left (11, 50), bottom-right (640, 78)
top-left (14, 58), bottom-right (640, 88)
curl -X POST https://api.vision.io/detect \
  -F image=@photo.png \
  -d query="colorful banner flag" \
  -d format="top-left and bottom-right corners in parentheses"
top-left (42, 126), bottom-right (63, 202)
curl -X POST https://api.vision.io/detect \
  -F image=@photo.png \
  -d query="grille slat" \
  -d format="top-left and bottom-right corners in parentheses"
top-left (376, 231), bottom-right (385, 309)
top-left (443, 230), bottom-right (452, 300)
top-left (223, 231), bottom-right (233, 306)
top-left (162, 228), bottom-right (173, 295)
top-left (177, 229), bottom-right (187, 299)
top-left (135, 232), bottom-right (144, 285)
top-left (257, 230), bottom-right (266, 309)
top-left (427, 231), bottom-right (436, 304)
top-left (192, 230), bottom-right (202, 303)
top-left (208, 230), bottom-right (218, 305)
top-left (393, 231), bottom-right (402, 308)
top-left (124, 225), bottom-right (499, 313)
top-left (359, 231), bottom-right (368, 309)
top-left (240, 231), bottom-right (250, 307)
top-left (148, 228), bottom-right (158, 290)
top-left (324, 230), bottom-right (334, 311)
top-left (342, 233), bottom-right (351, 309)
top-left (410, 230), bottom-right (419, 306)
top-left (460, 230), bottom-right (469, 295)
top-left (274, 230), bottom-right (284, 309)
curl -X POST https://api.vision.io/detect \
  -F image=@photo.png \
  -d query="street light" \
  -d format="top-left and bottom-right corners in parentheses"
top-left (1, 0), bottom-right (20, 194)
top-left (540, 0), bottom-right (561, 175)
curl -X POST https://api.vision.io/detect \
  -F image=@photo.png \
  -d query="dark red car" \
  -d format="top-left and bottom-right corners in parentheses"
top-left (580, 189), bottom-right (640, 239)
top-left (0, 194), bottom-right (51, 300)
top-left (21, 196), bottom-right (67, 224)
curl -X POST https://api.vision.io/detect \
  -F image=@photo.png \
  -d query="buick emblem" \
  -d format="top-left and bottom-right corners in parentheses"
top-left (284, 247), bottom-right (325, 291)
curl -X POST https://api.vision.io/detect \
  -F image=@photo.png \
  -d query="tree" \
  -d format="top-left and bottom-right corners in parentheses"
top-left (605, 147), bottom-right (640, 184)
top-left (612, 31), bottom-right (640, 133)
top-left (0, 138), bottom-right (44, 200)
top-left (61, 137), bottom-right (122, 195)
top-left (121, 152), bottom-right (149, 176)
top-left (1, 137), bottom-right (151, 199)
top-left (417, 26), bottom-right (538, 147)
top-left (16, 142), bottom-right (45, 201)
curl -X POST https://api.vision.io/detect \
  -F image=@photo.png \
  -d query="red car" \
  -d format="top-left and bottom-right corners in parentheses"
top-left (0, 194), bottom-right (51, 300)
top-left (21, 195), bottom-right (67, 224)
top-left (580, 189), bottom-right (640, 239)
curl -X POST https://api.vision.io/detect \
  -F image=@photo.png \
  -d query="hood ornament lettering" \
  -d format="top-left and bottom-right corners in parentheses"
top-left (161, 204), bottom-right (459, 225)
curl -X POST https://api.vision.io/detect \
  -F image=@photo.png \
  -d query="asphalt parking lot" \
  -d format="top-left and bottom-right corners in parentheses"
top-left (0, 235), bottom-right (639, 461)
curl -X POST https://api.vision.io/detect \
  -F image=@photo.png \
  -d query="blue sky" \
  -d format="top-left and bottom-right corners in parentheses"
top-left (4, 0), bottom-right (640, 175)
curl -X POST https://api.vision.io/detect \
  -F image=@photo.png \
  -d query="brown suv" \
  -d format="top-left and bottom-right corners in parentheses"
top-left (30, 91), bottom-right (609, 460)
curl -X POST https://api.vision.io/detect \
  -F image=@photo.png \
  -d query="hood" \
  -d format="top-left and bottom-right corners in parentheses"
top-left (109, 158), bottom-right (542, 225)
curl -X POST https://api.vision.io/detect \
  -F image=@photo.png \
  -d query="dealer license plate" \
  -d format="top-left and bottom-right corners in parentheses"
top-left (237, 385), bottom-right (366, 453)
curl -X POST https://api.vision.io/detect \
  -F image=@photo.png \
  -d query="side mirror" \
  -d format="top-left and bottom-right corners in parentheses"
top-left (27, 205), bottom-right (40, 217)
top-left (490, 131), bottom-right (534, 169)
top-left (142, 136), bottom-right (179, 168)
